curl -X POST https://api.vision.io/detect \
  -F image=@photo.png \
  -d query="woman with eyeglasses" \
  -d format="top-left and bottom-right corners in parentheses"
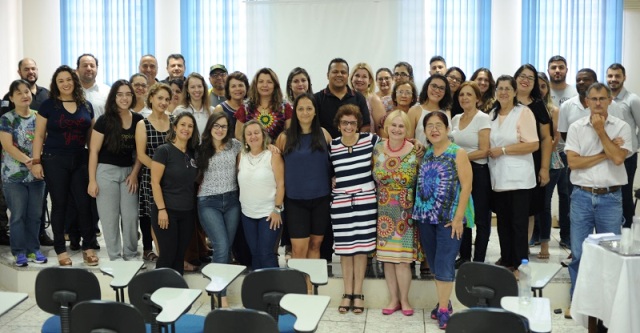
top-left (450, 82), bottom-right (492, 267)
top-left (487, 75), bottom-right (539, 274)
top-left (196, 112), bottom-right (242, 306)
top-left (530, 72), bottom-right (562, 259)
top-left (151, 112), bottom-right (200, 275)
top-left (87, 80), bottom-right (144, 261)
top-left (445, 67), bottom-right (466, 102)
top-left (130, 73), bottom-right (150, 116)
top-left (470, 68), bottom-right (496, 113)
top-left (408, 74), bottom-right (452, 146)
top-left (235, 68), bottom-right (292, 142)
top-left (379, 81), bottom-right (418, 138)
top-left (392, 62), bottom-right (414, 85)
top-left (375, 68), bottom-right (395, 113)
top-left (330, 105), bottom-right (379, 314)
top-left (514, 64), bottom-right (553, 254)
top-left (350, 63), bottom-right (386, 135)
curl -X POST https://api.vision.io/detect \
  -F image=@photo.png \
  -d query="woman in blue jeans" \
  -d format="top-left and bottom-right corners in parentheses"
top-left (238, 120), bottom-right (284, 270)
top-left (196, 112), bottom-right (242, 307)
top-left (0, 79), bottom-right (47, 266)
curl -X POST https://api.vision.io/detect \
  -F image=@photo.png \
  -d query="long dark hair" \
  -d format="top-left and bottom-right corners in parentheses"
top-left (286, 67), bottom-right (313, 103)
top-left (283, 93), bottom-right (326, 155)
top-left (514, 64), bottom-right (542, 101)
top-left (49, 65), bottom-right (86, 104)
top-left (418, 74), bottom-right (452, 110)
top-left (247, 68), bottom-right (284, 112)
top-left (165, 112), bottom-right (200, 150)
top-left (196, 112), bottom-right (234, 181)
top-left (492, 75), bottom-right (519, 120)
top-left (470, 67), bottom-right (495, 107)
top-left (103, 80), bottom-right (136, 154)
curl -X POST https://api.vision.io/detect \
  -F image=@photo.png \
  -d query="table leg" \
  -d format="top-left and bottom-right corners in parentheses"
top-left (216, 292), bottom-right (222, 309)
top-left (313, 285), bottom-right (318, 295)
top-left (113, 287), bottom-right (120, 302)
top-left (209, 292), bottom-right (215, 310)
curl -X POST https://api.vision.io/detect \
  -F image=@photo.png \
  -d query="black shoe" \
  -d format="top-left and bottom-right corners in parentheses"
top-left (559, 241), bottom-right (571, 249)
top-left (39, 233), bottom-right (54, 246)
top-left (199, 256), bottom-right (212, 264)
top-left (89, 240), bottom-right (100, 250)
top-left (454, 257), bottom-right (470, 269)
top-left (69, 241), bottom-right (81, 251)
top-left (0, 232), bottom-right (9, 246)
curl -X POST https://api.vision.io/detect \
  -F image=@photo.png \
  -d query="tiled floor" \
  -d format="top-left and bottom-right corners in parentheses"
top-left (0, 224), bottom-right (587, 332)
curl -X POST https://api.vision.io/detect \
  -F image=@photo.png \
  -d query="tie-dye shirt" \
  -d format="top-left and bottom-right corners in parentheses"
top-left (0, 110), bottom-right (39, 183)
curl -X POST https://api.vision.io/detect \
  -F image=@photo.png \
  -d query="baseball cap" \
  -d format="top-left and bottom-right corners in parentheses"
top-left (209, 64), bottom-right (228, 74)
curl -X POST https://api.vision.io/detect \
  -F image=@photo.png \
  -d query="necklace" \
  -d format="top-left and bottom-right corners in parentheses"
top-left (247, 150), bottom-right (267, 166)
top-left (387, 139), bottom-right (406, 153)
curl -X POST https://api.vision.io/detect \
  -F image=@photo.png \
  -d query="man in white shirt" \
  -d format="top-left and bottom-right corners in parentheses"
top-left (607, 63), bottom-right (640, 228)
top-left (564, 82), bottom-right (630, 301)
top-left (76, 54), bottom-right (110, 118)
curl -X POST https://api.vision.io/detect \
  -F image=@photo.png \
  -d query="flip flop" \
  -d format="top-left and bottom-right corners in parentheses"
top-left (537, 252), bottom-right (550, 259)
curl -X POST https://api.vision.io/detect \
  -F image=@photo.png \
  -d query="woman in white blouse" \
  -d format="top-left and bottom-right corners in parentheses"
top-left (173, 73), bottom-right (214, 136)
top-left (450, 81), bottom-right (491, 267)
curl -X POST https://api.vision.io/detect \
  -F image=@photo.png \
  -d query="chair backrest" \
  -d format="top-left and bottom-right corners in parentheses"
top-left (70, 300), bottom-right (146, 333)
top-left (203, 308), bottom-right (279, 333)
top-left (241, 268), bottom-right (308, 319)
top-left (35, 267), bottom-right (101, 315)
top-left (445, 308), bottom-right (529, 333)
top-left (127, 268), bottom-right (188, 323)
top-left (455, 262), bottom-right (518, 308)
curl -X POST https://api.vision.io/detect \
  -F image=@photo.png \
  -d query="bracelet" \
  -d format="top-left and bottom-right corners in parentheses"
top-left (32, 158), bottom-right (41, 165)
top-left (501, 146), bottom-right (507, 155)
top-left (158, 208), bottom-right (166, 211)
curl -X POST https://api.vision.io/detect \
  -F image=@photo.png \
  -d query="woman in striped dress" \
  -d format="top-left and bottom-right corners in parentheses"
top-left (330, 104), bottom-right (379, 314)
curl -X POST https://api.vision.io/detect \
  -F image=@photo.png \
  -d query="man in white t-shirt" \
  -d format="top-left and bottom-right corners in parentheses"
top-left (548, 55), bottom-right (578, 108)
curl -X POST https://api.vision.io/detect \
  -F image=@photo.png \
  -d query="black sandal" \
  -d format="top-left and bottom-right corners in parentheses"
top-left (338, 294), bottom-right (353, 314)
top-left (352, 294), bottom-right (365, 314)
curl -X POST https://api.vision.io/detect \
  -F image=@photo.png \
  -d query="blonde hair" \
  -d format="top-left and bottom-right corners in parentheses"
top-left (349, 63), bottom-right (375, 96)
top-left (383, 109), bottom-right (413, 138)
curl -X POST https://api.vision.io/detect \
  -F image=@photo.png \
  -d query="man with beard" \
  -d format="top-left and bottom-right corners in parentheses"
top-left (548, 55), bottom-right (578, 107)
top-left (0, 58), bottom-right (52, 247)
top-left (76, 53), bottom-right (110, 118)
top-left (208, 64), bottom-right (227, 108)
top-left (0, 58), bottom-right (49, 116)
top-left (607, 63), bottom-right (640, 228)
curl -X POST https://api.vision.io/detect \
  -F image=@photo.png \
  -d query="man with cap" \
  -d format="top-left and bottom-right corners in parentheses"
top-left (209, 64), bottom-right (228, 108)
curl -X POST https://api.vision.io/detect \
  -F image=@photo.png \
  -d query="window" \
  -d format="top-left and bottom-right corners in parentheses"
top-left (521, 0), bottom-right (623, 78)
top-left (60, 0), bottom-right (155, 85)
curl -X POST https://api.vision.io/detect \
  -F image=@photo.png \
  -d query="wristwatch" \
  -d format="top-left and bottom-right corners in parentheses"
top-left (273, 204), bottom-right (284, 214)
top-left (501, 146), bottom-right (507, 155)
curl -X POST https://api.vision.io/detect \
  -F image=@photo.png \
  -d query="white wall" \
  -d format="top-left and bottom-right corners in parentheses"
top-left (3, 1), bottom-right (640, 96)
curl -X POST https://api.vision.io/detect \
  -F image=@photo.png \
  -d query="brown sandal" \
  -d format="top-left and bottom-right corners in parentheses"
top-left (537, 252), bottom-right (550, 259)
top-left (83, 249), bottom-right (99, 266)
top-left (143, 250), bottom-right (159, 262)
top-left (57, 252), bottom-right (72, 266)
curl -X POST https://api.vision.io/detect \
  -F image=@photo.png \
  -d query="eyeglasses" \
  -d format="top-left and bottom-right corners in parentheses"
top-left (340, 120), bottom-right (358, 127)
top-left (393, 72), bottom-right (410, 78)
top-left (116, 92), bottom-right (133, 98)
top-left (184, 153), bottom-right (197, 168)
top-left (496, 87), bottom-right (514, 92)
top-left (517, 74), bottom-right (535, 82)
top-left (211, 72), bottom-right (227, 79)
top-left (212, 124), bottom-right (228, 130)
top-left (425, 123), bottom-right (446, 130)
top-left (377, 77), bottom-right (392, 82)
top-left (396, 90), bottom-right (412, 96)
top-left (133, 83), bottom-right (148, 89)
top-left (588, 97), bottom-right (609, 103)
top-left (447, 76), bottom-right (462, 83)
top-left (429, 83), bottom-right (446, 92)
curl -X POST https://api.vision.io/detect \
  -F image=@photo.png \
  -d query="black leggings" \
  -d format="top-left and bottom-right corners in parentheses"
top-left (151, 206), bottom-right (195, 275)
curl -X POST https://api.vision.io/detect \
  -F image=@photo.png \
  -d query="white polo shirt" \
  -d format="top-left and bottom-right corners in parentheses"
top-left (558, 95), bottom-right (588, 134)
top-left (611, 87), bottom-right (640, 153)
top-left (83, 82), bottom-right (110, 119)
top-left (564, 114), bottom-right (632, 187)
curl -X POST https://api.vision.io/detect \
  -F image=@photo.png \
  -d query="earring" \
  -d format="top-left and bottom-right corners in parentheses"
top-left (245, 143), bottom-right (249, 149)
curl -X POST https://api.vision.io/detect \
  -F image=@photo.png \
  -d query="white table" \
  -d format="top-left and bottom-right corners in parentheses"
top-left (100, 261), bottom-right (144, 302)
top-left (572, 241), bottom-right (640, 333)
top-left (528, 262), bottom-right (562, 297)
top-left (287, 259), bottom-right (328, 295)
top-left (280, 294), bottom-right (330, 333)
top-left (0, 292), bottom-right (28, 317)
top-left (201, 263), bottom-right (246, 309)
top-left (151, 287), bottom-right (201, 324)
top-left (501, 296), bottom-right (551, 333)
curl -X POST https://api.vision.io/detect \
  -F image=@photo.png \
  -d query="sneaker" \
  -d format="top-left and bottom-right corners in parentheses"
top-left (39, 233), bottom-right (54, 246)
top-left (28, 251), bottom-right (48, 264)
top-left (437, 308), bottom-right (451, 329)
top-left (15, 253), bottom-right (28, 267)
top-left (430, 300), bottom-right (453, 319)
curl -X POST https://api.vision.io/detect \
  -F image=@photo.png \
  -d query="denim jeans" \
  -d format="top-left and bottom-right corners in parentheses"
top-left (241, 213), bottom-right (280, 270)
top-left (557, 152), bottom-right (571, 245)
top-left (418, 221), bottom-right (462, 282)
top-left (42, 151), bottom-right (95, 254)
top-left (198, 191), bottom-right (240, 263)
top-left (4, 181), bottom-right (45, 255)
top-left (568, 187), bottom-right (623, 296)
top-left (533, 168), bottom-right (562, 242)
top-left (622, 153), bottom-right (637, 227)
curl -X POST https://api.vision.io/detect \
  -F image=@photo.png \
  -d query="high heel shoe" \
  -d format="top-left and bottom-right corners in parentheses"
top-left (82, 249), bottom-right (99, 266)
top-left (338, 294), bottom-right (353, 314)
top-left (57, 252), bottom-right (72, 266)
top-left (352, 294), bottom-right (365, 314)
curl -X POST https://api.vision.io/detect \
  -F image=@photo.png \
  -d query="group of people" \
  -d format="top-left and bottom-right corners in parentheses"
top-left (1, 52), bottom-right (636, 328)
